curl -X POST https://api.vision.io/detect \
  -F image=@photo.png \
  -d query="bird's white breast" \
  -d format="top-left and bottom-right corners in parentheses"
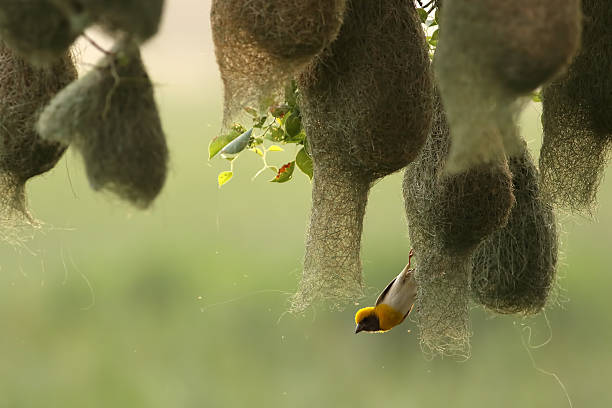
top-left (381, 267), bottom-right (417, 315)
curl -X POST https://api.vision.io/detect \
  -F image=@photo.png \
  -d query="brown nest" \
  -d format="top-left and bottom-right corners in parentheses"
top-left (291, 0), bottom-right (433, 312)
top-left (0, 41), bottom-right (76, 240)
top-left (403, 91), bottom-right (514, 356)
top-left (37, 39), bottom-right (168, 208)
top-left (210, 0), bottom-right (347, 125)
top-left (0, 0), bottom-right (82, 64)
top-left (434, 0), bottom-right (581, 174)
top-left (540, 0), bottom-right (612, 213)
top-left (54, 0), bottom-right (166, 42)
top-left (472, 145), bottom-right (558, 315)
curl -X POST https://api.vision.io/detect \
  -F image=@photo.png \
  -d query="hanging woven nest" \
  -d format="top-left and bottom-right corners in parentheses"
top-left (403, 91), bottom-right (514, 357)
top-left (540, 0), bottom-right (612, 213)
top-left (472, 144), bottom-right (558, 315)
top-left (0, 41), bottom-right (76, 242)
top-left (0, 0), bottom-right (82, 64)
top-left (434, 0), bottom-right (581, 174)
top-left (210, 0), bottom-right (347, 125)
top-left (37, 39), bottom-right (168, 208)
top-left (292, 0), bottom-right (433, 312)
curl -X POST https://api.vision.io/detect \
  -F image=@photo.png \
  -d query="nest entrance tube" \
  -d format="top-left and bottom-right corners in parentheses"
top-left (291, 0), bottom-right (433, 312)
top-left (403, 92), bottom-right (514, 356)
top-left (540, 0), bottom-right (612, 214)
top-left (412, 253), bottom-right (472, 357)
top-left (291, 168), bottom-right (369, 311)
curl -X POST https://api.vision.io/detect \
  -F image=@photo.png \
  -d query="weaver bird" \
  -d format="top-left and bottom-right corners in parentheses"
top-left (355, 249), bottom-right (417, 333)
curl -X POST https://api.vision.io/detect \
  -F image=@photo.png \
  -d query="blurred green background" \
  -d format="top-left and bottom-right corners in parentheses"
top-left (2, 1), bottom-right (612, 407)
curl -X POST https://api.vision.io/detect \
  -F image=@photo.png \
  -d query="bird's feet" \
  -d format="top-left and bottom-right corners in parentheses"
top-left (408, 248), bottom-right (415, 269)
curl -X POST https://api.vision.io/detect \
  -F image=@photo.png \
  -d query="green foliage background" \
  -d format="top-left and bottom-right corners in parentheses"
top-left (1, 2), bottom-right (612, 407)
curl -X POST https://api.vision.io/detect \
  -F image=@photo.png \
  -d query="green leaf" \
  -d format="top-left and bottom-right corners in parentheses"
top-left (266, 127), bottom-right (285, 142)
top-left (285, 80), bottom-right (298, 107)
top-left (208, 124), bottom-right (246, 159)
top-left (296, 147), bottom-right (313, 180)
top-left (218, 171), bottom-right (233, 187)
top-left (303, 136), bottom-right (311, 155)
top-left (285, 114), bottom-right (302, 138)
top-left (286, 130), bottom-right (306, 144)
top-left (417, 8), bottom-right (428, 24)
top-left (270, 161), bottom-right (295, 183)
top-left (531, 91), bottom-right (542, 103)
top-left (253, 115), bottom-right (267, 128)
top-left (431, 29), bottom-right (439, 42)
top-left (220, 128), bottom-right (253, 159)
top-left (269, 104), bottom-right (290, 118)
top-left (257, 95), bottom-right (275, 113)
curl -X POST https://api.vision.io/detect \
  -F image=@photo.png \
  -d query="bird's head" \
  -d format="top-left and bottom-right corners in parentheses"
top-left (354, 307), bottom-right (381, 333)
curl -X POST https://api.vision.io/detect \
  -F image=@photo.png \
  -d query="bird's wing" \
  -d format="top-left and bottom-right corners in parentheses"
top-left (399, 304), bottom-right (414, 324)
top-left (375, 277), bottom-right (397, 306)
top-left (375, 264), bottom-right (414, 306)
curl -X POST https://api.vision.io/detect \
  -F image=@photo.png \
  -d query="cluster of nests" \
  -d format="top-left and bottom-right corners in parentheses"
top-left (212, 0), bottom-right (610, 356)
top-left (0, 0), bottom-right (168, 243)
top-left (2, 0), bottom-right (609, 356)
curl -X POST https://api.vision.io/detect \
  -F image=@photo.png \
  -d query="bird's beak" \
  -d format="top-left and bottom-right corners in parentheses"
top-left (355, 323), bottom-right (364, 334)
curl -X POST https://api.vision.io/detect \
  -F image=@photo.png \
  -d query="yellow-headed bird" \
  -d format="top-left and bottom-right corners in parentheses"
top-left (355, 250), bottom-right (417, 333)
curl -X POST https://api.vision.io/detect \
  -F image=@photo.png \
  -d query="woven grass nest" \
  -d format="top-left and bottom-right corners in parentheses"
top-left (0, 41), bottom-right (76, 243)
top-left (37, 39), bottom-right (168, 208)
top-left (292, 0), bottom-right (433, 312)
top-left (540, 0), bottom-right (612, 214)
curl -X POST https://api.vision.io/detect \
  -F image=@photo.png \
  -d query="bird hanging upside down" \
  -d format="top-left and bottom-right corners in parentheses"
top-left (354, 249), bottom-right (417, 334)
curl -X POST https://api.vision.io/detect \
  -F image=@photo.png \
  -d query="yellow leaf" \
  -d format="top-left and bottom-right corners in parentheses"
top-left (267, 145), bottom-right (284, 152)
top-left (218, 171), bottom-right (233, 188)
top-left (252, 147), bottom-right (264, 156)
